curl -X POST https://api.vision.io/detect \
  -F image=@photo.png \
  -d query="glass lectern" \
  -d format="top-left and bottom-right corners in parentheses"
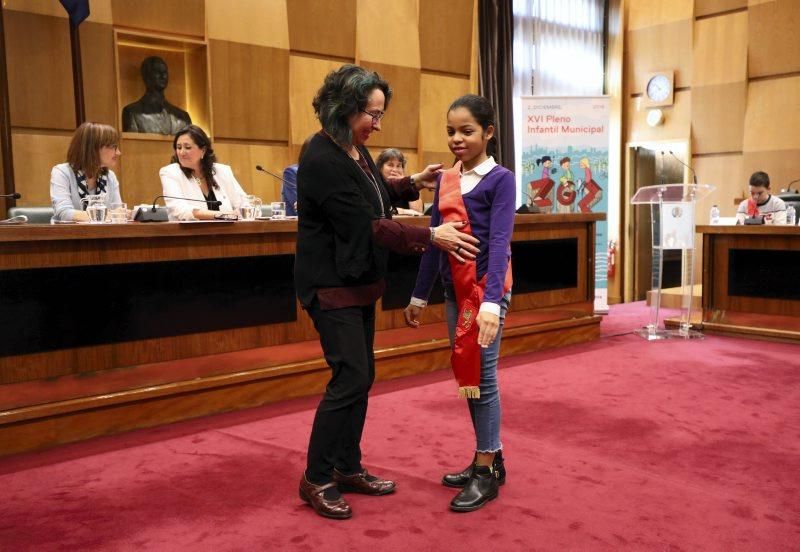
top-left (630, 183), bottom-right (715, 340)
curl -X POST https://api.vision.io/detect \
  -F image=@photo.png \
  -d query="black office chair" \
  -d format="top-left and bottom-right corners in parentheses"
top-left (7, 206), bottom-right (54, 224)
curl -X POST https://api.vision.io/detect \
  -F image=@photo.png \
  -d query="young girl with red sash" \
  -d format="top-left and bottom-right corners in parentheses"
top-left (404, 95), bottom-right (516, 512)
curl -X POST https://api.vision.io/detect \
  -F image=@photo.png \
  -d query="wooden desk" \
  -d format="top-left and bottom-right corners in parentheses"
top-left (699, 224), bottom-right (800, 341)
top-left (0, 214), bottom-right (603, 455)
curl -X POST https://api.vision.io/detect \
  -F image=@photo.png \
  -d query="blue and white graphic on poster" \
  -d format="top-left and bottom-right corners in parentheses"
top-left (519, 96), bottom-right (610, 312)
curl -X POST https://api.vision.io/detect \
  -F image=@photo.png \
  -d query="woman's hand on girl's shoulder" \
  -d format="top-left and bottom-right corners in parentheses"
top-left (413, 163), bottom-right (444, 190)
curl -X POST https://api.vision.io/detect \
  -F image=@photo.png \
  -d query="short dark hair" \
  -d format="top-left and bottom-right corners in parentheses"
top-left (312, 64), bottom-right (392, 148)
top-left (448, 94), bottom-right (497, 157)
top-left (171, 125), bottom-right (219, 189)
top-left (376, 148), bottom-right (406, 172)
top-left (560, 157), bottom-right (571, 165)
top-left (749, 171), bottom-right (770, 188)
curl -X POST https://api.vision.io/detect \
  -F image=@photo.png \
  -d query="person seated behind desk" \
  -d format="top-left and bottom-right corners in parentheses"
top-left (50, 122), bottom-right (123, 223)
top-left (282, 137), bottom-right (313, 216)
top-left (736, 171), bottom-right (787, 225)
top-left (159, 125), bottom-right (249, 221)
top-left (377, 148), bottom-right (425, 215)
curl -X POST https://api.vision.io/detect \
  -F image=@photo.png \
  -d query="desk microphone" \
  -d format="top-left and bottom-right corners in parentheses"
top-left (0, 192), bottom-right (21, 199)
top-left (784, 178), bottom-right (800, 193)
top-left (134, 195), bottom-right (222, 222)
top-left (668, 151), bottom-right (698, 184)
top-left (256, 165), bottom-right (291, 186)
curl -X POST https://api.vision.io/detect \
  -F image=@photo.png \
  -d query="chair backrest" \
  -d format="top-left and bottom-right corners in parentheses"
top-left (8, 206), bottom-right (54, 224)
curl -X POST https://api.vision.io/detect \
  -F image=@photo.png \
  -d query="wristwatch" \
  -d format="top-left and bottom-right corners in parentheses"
top-left (429, 226), bottom-right (436, 242)
top-left (409, 175), bottom-right (416, 189)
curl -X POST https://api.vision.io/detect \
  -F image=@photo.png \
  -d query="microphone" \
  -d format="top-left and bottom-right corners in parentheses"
top-left (134, 195), bottom-right (222, 222)
top-left (0, 192), bottom-right (21, 199)
top-left (659, 151), bottom-right (666, 185)
top-left (668, 151), bottom-right (698, 184)
top-left (784, 178), bottom-right (800, 193)
top-left (256, 165), bottom-right (291, 186)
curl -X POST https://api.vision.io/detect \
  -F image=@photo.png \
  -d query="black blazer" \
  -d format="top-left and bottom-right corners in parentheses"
top-left (294, 132), bottom-right (423, 307)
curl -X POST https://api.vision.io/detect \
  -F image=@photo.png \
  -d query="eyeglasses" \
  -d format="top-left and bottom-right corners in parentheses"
top-left (360, 109), bottom-right (385, 123)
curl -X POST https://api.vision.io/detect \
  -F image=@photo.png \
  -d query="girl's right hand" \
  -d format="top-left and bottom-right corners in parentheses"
top-left (432, 221), bottom-right (480, 262)
top-left (404, 304), bottom-right (423, 328)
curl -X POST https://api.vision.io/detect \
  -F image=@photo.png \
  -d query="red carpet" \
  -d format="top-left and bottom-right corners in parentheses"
top-left (1, 302), bottom-right (798, 551)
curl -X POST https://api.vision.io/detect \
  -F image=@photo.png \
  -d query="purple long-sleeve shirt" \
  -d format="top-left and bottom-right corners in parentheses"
top-left (412, 165), bottom-right (516, 306)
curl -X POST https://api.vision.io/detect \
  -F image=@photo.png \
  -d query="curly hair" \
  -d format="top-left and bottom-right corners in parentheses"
top-left (312, 64), bottom-right (392, 148)
top-left (171, 125), bottom-right (218, 189)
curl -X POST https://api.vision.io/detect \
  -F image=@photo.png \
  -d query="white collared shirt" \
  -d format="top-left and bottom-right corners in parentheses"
top-left (410, 156), bottom-right (502, 318)
top-left (460, 156), bottom-right (498, 195)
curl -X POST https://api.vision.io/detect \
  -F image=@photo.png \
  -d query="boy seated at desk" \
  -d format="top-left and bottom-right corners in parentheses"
top-left (736, 171), bottom-right (787, 225)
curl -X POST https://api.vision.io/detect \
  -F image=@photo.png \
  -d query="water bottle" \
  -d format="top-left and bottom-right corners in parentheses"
top-left (787, 205), bottom-right (796, 226)
top-left (709, 204), bottom-right (720, 225)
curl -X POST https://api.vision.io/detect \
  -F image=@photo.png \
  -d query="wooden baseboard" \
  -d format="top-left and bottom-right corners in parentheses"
top-left (0, 315), bottom-right (600, 457)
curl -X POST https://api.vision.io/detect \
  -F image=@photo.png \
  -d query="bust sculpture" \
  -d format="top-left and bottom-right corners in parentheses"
top-left (122, 56), bottom-right (192, 135)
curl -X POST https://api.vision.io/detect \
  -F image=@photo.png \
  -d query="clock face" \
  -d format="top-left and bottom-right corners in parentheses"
top-left (646, 75), bottom-right (671, 102)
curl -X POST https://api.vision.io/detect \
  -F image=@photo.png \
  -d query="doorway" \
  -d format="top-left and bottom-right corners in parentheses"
top-left (623, 142), bottom-right (689, 302)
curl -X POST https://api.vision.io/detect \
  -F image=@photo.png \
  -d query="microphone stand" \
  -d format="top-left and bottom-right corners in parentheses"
top-left (134, 195), bottom-right (222, 222)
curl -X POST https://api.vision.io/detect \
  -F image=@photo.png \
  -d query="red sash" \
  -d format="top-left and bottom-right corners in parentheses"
top-left (438, 162), bottom-right (512, 399)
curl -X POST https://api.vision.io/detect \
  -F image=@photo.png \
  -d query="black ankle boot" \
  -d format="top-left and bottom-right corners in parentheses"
top-left (449, 465), bottom-right (500, 512)
top-left (442, 450), bottom-right (506, 488)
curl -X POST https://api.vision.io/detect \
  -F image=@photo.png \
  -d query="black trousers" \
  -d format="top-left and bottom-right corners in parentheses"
top-left (305, 301), bottom-right (376, 484)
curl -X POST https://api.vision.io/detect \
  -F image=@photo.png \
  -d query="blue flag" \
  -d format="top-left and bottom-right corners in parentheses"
top-left (59, 0), bottom-right (90, 26)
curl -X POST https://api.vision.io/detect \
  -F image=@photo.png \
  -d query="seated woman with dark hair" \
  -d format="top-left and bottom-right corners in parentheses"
top-left (376, 148), bottom-right (425, 215)
top-left (50, 122), bottom-right (123, 222)
top-left (158, 125), bottom-right (249, 221)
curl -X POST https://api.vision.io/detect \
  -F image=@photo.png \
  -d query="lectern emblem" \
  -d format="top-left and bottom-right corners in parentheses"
top-left (671, 206), bottom-right (683, 218)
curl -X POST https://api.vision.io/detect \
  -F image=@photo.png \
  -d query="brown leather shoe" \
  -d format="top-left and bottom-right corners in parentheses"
top-left (299, 473), bottom-right (352, 520)
top-left (333, 468), bottom-right (396, 495)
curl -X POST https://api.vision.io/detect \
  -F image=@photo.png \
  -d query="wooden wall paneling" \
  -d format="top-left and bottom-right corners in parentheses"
top-left (2, 0), bottom-right (112, 21)
top-left (419, 0), bottom-right (473, 75)
top-left (359, 63), bottom-right (420, 149)
top-left (419, 73), bottom-right (471, 154)
top-left (695, 0), bottom-right (748, 17)
top-left (116, 45), bottom-right (188, 126)
top-left (11, 132), bottom-right (73, 206)
top-left (288, 55), bottom-right (342, 145)
top-left (206, 0), bottom-right (289, 49)
top-left (111, 0), bottom-right (205, 38)
top-left (743, 76), bottom-right (800, 152)
top-left (213, 141), bottom-right (292, 203)
top-left (692, 153), bottom-right (745, 217)
top-left (117, 137), bottom-right (174, 207)
top-left (627, 90), bottom-right (692, 143)
top-left (210, 40), bottom-right (289, 142)
top-left (691, 82), bottom-right (747, 154)
top-left (742, 149), bottom-right (800, 193)
top-left (185, 45), bottom-right (211, 133)
top-left (5, 10), bottom-right (75, 130)
top-left (357, 0), bottom-right (420, 68)
top-left (748, 0), bottom-right (800, 78)
top-left (287, 0), bottom-right (356, 59)
top-left (625, 19), bottom-right (693, 94)
top-left (692, 12), bottom-right (748, 87)
top-left (80, 22), bottom-right (117, 125)
top-left (626, 0), bottom-right (694, 30)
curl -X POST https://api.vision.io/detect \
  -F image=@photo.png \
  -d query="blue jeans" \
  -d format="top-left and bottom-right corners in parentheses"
top-left (444, 286), bottom-right (511, 453)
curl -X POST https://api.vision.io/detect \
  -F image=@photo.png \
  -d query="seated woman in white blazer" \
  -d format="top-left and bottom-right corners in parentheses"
top-left (159, 125), bottom-right (249, 220)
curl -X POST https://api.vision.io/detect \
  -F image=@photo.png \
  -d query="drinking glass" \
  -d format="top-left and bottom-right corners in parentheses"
top-left (108, 202), bottom-right (128, 224)
top-left (240, 195), bottom-right (261, 220)
top-left (271, 201), bottom-right (286, 220)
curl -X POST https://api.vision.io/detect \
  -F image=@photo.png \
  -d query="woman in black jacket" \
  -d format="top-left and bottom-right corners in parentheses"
top-left (295, 64), bottom-right (479, 520)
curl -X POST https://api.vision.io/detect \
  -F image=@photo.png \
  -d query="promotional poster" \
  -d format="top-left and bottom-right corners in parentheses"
top-left (519, 96), bottom-right (610, 312)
